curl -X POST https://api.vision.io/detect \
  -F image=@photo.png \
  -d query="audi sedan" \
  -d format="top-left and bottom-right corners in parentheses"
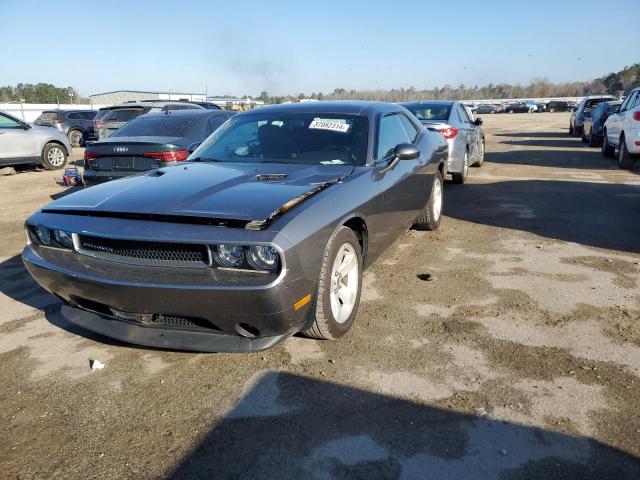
top-left (23, 101), bottom-right (447, 352)
top-left (83, 109), bottom-right (235, 185)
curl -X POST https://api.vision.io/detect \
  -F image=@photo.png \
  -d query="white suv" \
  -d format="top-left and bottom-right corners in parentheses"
top-left (602, 87), bottom-right (640, 169)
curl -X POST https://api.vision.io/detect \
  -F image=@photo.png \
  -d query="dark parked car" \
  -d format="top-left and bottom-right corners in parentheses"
top-left (96, 102), bottom-right (204, 139)
top-left (83, 109), bottom-right (234, 185)
top-left (504, 102), bottom-right (532, 113)
top-left (582, 101), bottom-right (621, 146)
top-left (547, 101), bottom-right (573, 112)
top-left (177, 99), bottom-right (222, 110)
top-left (475, 104), bottom-right (499, 114)
top-left (569, 96), bottom-right (614, 136)
top-left (23, 101), bottom-right (446, 352)
top-left (33, 109), bottom-right (97, 147)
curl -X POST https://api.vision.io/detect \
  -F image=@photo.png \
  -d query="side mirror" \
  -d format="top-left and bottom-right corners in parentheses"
top-left (474, 118), bottom-right (483, 126)
top-left (187, 142), bottom-right (201, 153)
top-left (21, 122), bottom-right (31, 130)
top-left (394, 143), bottom-right (420, 160)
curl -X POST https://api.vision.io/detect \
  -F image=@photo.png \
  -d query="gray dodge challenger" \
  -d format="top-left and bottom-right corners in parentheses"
top-left (22, 101), bottom-right (447, 352)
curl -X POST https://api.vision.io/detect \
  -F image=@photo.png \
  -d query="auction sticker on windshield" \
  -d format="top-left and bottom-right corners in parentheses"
top-left (309, 119), bottom-right (351, 133)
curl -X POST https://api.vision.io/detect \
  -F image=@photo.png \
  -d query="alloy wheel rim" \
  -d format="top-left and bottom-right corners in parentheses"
top-left (47, 147), bottom-right (64, 166)
top-left (432, 176), bottom-right (443, 221)
top-left (71, 131), bottom-right (81, 145)
top-left (329, 243), bottom-right (359, 324)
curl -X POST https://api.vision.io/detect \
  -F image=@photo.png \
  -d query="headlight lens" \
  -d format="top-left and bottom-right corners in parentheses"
top-left (247, 245), bottom-right (279, 271)
top-left (214, 244), bottom-right (245, 268)
top-left (27, 225), bottom-right (74, 250)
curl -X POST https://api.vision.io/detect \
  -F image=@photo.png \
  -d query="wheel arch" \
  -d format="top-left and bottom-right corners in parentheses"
top-left (342, 216), bottom-right (368, 265)
top-left (43, 140), bottom-right (69, 156)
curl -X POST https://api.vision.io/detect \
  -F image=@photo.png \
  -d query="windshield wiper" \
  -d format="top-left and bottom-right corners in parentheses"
top-left (189, 157), bottom-right (220, 162)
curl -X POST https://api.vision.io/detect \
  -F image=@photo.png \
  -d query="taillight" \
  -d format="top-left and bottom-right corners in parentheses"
top-left (53, 119), bottom-right (64, 124)
top-left (633, 112), bottom-right (640, 121)
top-left (437, 127), bottom-right (459, 140)
top-left (143, 149), bottom-right (189, 162)
top-left (84, 150), bottom-right (100, 160)
top-left (95, 120), bottom-right (105, 127)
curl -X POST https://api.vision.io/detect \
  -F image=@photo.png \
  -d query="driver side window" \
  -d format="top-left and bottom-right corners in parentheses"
top-left (0, 113), bottom-right (22, 129)
top-left (376, 114), bottom-right (411, 160)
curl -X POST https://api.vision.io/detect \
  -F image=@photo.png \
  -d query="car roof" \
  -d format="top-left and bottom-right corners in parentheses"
top-left (242, 100), bottom-right (398, 117)
top-left (42, 109), bottom-right (95, 113)
top-left (140, 109), bottom-right (232, 118)
top-left (107, 102), bottom-right (204, 109)
top-left (400, 100), bottom-right (454, 107)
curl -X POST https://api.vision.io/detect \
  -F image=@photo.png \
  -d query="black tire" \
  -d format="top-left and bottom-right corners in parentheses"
top-left (41, 143), bottom-right (68, 170)
top-left (304, 227), bottom-right (363, 340)
top-left (472, 139), bottom-right (485, 167)
top-left (569, 123), bottom-right (574, 135)
top-left (588, 131), bottom-right (598, 147)
top-left (618, 136), bottom-right (634, 169)
top-left (68, 129), bottom-right (84, 148)
top-left (413, 169), bottom-right (443, 231)
top-left (601, 131), bottom-right (615, 158)
top-left (581, 129), bottom-right (588, 143)
top-left (451, 150), bottom-right (469, 184)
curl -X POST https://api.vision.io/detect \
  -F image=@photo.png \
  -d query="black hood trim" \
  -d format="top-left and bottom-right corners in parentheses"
top-left (40, 209), bottom-right (250, 228)
top-left (245, 173), bottom-right (348, 231)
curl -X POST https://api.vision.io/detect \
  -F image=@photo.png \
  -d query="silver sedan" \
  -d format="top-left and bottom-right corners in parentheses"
top-left (402, 101), bottom-right (485, 184)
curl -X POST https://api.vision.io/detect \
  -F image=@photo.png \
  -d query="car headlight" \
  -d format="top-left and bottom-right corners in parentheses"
top-left (213, 244), bottom-right (245, 268)
top-left (27, 225), bottom-right (74, 250)
top-left (211, 244), bottom-right (281, 272)
top-left (247, 245), bottom-right (279, 271)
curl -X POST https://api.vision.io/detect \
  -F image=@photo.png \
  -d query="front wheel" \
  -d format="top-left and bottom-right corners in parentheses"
top-left (451, 150), bottom-right (469, 184)
top-left (304, 227), bottom-right (363, 340)
top-left (413, 169), bottom-right (443, 231)
top-left (41, 143), bottom-right (67, 170)
top-left (588, 131), bottom-right (598, 147)
top-left (472, 139), bottom-right (485, 167)
top-left (581, 129), bottom-right (588, 143)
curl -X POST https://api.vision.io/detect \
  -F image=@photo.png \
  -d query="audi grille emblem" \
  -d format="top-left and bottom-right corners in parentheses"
top-left (114, 146), bottom-right (129, 153)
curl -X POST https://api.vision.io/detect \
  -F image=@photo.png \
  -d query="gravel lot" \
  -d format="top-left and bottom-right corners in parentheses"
top-left (1, 112), bottom-right (639, 479)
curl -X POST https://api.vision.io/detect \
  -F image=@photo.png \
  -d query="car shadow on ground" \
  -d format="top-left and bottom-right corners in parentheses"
top-left (494, 131), bottom-right (569, 139)
top-left (0, 254), bottom-right (130, 347)
top-left (485, 149), bottom-right (633, 171)
top-left (445, 180), bottom-right (640, 254)
top-left (498, 138), bottom-right (588, 149)
top-left (168, 372), bottom-right (639, 479)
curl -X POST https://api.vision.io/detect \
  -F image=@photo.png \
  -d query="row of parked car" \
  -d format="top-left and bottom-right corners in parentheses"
top-left (467, 100), bottom-right (579, 115)
top-left (568, 87), bottom-right (640, 169)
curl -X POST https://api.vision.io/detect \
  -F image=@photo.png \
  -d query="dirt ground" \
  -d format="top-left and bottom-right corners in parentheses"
top-left (1, 112), bottom-right (639, 479)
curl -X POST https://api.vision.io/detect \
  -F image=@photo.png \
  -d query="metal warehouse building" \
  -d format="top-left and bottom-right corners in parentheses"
top-left (89, 90), bottom-right (207, 106)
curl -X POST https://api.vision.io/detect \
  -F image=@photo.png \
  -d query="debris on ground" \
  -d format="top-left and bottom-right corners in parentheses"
top-left (417, 273), bottom-right (433, 281)
top-left (0, 166), bottom-right (16, 176)
top-left (89, 359), bottom-right (105, 370)
top-left (474, 407), bottom-right (487, 417)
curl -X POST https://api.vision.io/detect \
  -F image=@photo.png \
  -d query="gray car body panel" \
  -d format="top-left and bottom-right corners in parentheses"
top-left (22, 101), bottom-right (446, 351)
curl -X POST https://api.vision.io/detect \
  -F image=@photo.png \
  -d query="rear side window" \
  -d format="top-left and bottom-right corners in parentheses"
top-left (377, 113), bottom-right (412, 160)
top-left (104, 109), bottom-right (144, 122)
top-left (36, 111), bottom-right (60, 122)
top-left (112, 115), bottom-right (208, 138)
top-left (81, 111), bottom-right (97, 120)
top-left (66, 112), bottom-right (82, 120)
top-left (632, 91), bottom-right (640, 109)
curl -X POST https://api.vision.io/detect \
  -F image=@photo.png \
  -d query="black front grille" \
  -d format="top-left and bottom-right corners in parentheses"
top-left (77, 235), bottom-right (210, 268)
top-left (110, 308), bottom-right (220, 332)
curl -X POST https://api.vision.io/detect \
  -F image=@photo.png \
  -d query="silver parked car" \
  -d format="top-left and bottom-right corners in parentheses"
top-left (0, 110), bottom-right (72, 169)
top-left (402, 101), bottom-right (485, 183)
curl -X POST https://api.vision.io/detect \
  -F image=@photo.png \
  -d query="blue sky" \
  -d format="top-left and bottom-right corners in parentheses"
top-left (0, 0), bottom-right (637, 97)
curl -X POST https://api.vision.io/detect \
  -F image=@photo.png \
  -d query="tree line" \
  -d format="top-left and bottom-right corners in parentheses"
top-left (0, 83), bottom-right (84, 104)
top-left (258, 63), bottom-right (640, 104)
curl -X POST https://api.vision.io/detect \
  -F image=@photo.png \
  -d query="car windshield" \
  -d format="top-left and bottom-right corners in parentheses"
top-left (113, 114), bottom-right (207, 138)
top-left (103, 108), bottom-right (144, 123)
top-left (191, 112), bottom-right (369, 165)
top-left (403, 104), bottom-right (451, 121)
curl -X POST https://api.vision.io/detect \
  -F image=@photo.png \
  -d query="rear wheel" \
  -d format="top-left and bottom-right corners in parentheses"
top-left (472, 139), bottom-right (485, 167)
top-left (452, 150), bottom-right (469, 184)
top-left (41, 143), bottom-right (67, 170)
top-left (569, 123), bottom-right (574, 135)
top-left (68, 129), bottom-right (84, 148)
top-left (581, 129), bottom-right (588, 143)
top-left (304, 227), bottom-right (363, 340)
top-left (588, 131), bottom-right (598, 147)
top-left (601, 130), bottom-right (615, 158)
top-left (618, 135), bottom-right (634, 169)
top-left (413, 169), bottom-right (443, 231)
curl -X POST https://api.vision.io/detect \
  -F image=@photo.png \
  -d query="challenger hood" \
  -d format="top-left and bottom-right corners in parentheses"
top-left (43, 162), bottom-right (354, 225)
